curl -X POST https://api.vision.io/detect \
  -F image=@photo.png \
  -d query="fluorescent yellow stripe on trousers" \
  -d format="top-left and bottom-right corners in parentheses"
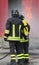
top-left (17, 54), bottom-right (24, 57)
top-left (10, 58), bottom-right (16, 60)
top-left (24, 54), bottom-right (29, 59)
top-left (17, 53), bottom-right (24, 60)
top-left (10, 54), bottom-right (16, 60)
top-left (10, 55), bottom-right (15, 57)
top-left (24, 54), bottom-right (29, 56)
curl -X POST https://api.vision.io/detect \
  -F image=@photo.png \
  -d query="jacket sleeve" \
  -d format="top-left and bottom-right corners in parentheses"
top-left (27, 23), bottom-right (30, 32)
top-left (4, 19), bottom-right (10, 41)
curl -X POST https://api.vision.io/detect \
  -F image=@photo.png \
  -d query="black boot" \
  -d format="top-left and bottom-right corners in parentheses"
top-left (11, 60), bottom-right (16, 65)
top-left (7, 60), bottom-right (16, 65)
top-left (25, 59), bottom-right (29, 63)
top-left (17, 60), bottom-right (24, 65)
top-left (17, 62), bottom-right (24, 65)
top-left (7, 62), bottom-right (16, 65)
top-left (24, 59), bottom-right (29, 65)
top-left (7, 62), bottom-right (10, 65)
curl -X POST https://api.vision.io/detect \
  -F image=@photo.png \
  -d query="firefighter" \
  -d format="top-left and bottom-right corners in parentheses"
top-left (20, 15), bottom-right (30, 64)
top-left (14, 10), bottom-right (30, 65)
top-left (4, 10), bottom-right (24, 65)
top-left (14, 10), bottom-right (24, 65)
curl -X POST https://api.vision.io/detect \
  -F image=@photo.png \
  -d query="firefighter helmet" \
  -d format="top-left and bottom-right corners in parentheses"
top-left (15, 10), bottom-right (19, 15)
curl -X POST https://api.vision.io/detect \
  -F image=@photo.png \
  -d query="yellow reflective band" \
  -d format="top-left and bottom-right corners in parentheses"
top-left (24, 57), bottom-right (29, 59)
top-left (10, 55), bottom-right (15, 57)
top-left (5, 30), bottom-right (9, 34)
top-left (20, 39), bottom-right (29, 42)
top-left (4, 36), bottom-right (7, 38)
top-left (17, 54), bottom-right (24, 57)
top-left (18, 57), bottom-right (29, 59)
top-left (10, 58), bottom-right (15, 60)
top-left (12, 24), bottom-right (21, 37)
top-left (12, 24), bottom-right (15, 37)
top-left (19, 25), bottom-right (21, 37)
top-left (22, 19), bottom-right (27, 26)
top-left (24, 54), bottom-right (29, 56)
top-left (7, 36), bottom-right (20, 41)
top-left (18, 57), bottom-right (24, 59)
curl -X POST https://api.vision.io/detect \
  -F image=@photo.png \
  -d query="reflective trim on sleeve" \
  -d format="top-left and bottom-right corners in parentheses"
top-left (4, 36), bottom-right (7, 38)
top-left (5, 30), bottom-right (9, 34)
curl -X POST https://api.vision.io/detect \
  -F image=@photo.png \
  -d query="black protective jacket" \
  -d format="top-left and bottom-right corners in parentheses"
top-left (4, 15), bottom-right (22, 41)
top-left (4, 14), bottom-right (30, 42)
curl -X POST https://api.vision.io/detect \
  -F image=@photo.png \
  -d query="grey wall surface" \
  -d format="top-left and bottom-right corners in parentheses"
top-left (8, 0), bottom-right (22, 17)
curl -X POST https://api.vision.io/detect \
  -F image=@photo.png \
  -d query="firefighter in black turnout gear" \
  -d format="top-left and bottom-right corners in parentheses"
top-left (14, 10), bottom-right (30, 65)
top-left (14, 10), bottom-right (24, 65)
top-left (4, 10), bottom-right (22, 65)
top-left (4, 10), bottom-right (24, 65)
top-left (19, 15), bottom-right (30, 64)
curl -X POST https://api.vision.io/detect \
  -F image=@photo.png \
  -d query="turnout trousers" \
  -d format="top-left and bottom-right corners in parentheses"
top-left (9, 41), bottom-right (16, 65)
top-left (9, 41), bottom-right (24, 65)
top-left (15, 41), bottom-right (24, 64)
top-left (23, 41), bottom-right (29, 63)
